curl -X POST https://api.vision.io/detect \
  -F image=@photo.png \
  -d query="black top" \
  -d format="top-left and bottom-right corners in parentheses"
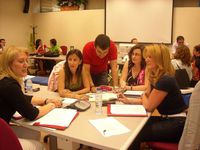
top-left (0, 77), bottom-right (39, 123)
top-left (153, 75), bottom-right (187, 115)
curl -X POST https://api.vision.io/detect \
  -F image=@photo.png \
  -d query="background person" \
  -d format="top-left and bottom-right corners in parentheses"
top-left (172, 35), bottom-right (189, 56)
top-left (0, 38), bottom-right (6, 54)
top-left (83, 34), bottom-right (118, 92)
top-left (171, 45), bottom-right (192, 80)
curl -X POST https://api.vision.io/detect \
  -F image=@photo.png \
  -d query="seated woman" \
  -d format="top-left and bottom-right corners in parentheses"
top-left (191, 44), bottom-right (200, 87)
top-left (0, 46), bottom-right (62, 149)
top-left (120, 44), bottom-right (148, 91)
top-left (119, 44), bottom-right (187, 149)
top-left (58, 49), bottom-right (90, 100)
top-left (35, 39), bottom-right (47, 75)
top-left (171, 45), bottom-right (192, 80)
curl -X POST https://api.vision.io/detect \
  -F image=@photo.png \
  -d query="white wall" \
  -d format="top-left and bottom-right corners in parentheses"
top-left (173, 7), bottom-right (200, 50)
top-left (33, 10), bottom-right (104, 50)
top-left (0, 0), bottom-right (33, 48)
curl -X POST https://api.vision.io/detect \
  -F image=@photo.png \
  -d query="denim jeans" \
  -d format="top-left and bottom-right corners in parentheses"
top-left (128, 116), bottom-right (186, 150)
top-left (91, 71), bottom-right (108, 86)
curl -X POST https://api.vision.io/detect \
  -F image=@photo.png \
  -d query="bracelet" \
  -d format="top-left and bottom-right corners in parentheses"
top-left (44, 98), bottom-right (48, 104)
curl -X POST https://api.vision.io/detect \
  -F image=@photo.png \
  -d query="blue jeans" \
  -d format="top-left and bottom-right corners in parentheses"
top-left (128, 116), bottom-right (186, 150)
top-left (91, 71), bottom-right (108, 86)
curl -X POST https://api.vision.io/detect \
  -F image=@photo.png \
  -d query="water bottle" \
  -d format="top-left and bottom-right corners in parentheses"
top-left (95, 88), bottom-right (102, 114)
top-left (26, 79), bottom-right (33, 94)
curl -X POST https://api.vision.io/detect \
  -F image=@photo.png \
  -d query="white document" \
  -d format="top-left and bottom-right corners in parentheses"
top-left (88, 93), bottom-right (117, 102)
top-left (13, 111), bottom-right (22, 120)
top-left (89, 117), bottom-right (130, 137)
top-left (110, 104), bottom-right (147, 116)
top-left (33, 108), bottom-right (77, 127)
top-left (62, 98), bottom-right (77, 107)
top-left (124, 90), bottom-right (144, 96)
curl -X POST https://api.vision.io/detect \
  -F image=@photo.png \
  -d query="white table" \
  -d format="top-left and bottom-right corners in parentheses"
top-left (15, 85), bottom-right (149, 150)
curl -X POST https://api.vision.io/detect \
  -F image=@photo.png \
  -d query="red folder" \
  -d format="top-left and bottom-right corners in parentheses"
top-left (33, 109), bottom-right (79, 130)
top-left (107, 104), bottom-right (147, 117)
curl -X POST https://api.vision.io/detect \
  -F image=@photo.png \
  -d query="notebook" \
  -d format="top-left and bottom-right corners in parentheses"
top-left (107, 104), bottom-right (147, 117)
top-left (123, 90), bottom-right (144, 98)
top-left (33, 108), bottom-right (78, 130)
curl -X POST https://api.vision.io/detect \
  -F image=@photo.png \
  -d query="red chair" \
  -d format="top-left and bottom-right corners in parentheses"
top-left (0, 118), bottom-right (23, 150)
top-left (60, 45), bottom-right (68, 55)
top-left (147, 142), bottom-right (178, 150)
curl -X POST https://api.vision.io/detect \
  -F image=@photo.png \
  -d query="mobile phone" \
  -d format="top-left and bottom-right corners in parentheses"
top-left (33, 87), bottom-right (40, 92)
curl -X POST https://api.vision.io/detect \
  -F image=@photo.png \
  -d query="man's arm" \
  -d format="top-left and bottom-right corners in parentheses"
top-left (83, 64), bottom-right (96, 92)
top-left (110, 59), bottom-right (118, 86)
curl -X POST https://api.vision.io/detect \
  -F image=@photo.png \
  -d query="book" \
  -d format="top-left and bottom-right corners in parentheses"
top-left (33, 108), bottom-right (78, 130)
top-left (107, 104), bottom-right (147, 117)
top-left (88, 93), bottom-right (117, 102)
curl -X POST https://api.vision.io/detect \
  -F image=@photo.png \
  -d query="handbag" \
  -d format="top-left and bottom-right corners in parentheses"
top-left (175, 63), bottom-right (190, 89)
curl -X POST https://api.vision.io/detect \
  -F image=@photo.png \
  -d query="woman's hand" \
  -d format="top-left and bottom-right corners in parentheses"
top-left (91, 86), bottom-right (96, 93)
top-left (118, 93), bottom-right (131, 104)
top-left (77, 95), bottom-right (89, 101)
top-left (45, 99), bottom-right (62, 108)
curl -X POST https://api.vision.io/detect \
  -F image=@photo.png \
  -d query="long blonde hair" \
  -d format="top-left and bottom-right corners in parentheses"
top-left (144, 44), bottom-right (175, 85)
top-left (0, 46), bottom-right (28, 86)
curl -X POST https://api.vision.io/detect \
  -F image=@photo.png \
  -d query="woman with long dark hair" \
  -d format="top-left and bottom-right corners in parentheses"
top-left (58, 49), bottom-right (90, 100)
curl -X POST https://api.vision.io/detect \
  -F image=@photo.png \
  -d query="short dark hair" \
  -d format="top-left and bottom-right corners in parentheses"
top-left (194, 44), bottom-right (200, 53)
top-left (0, 39), bottom-right (5, 42)
top-left (94, 34), bottom-right (110, 50)
top-left (176, 36), bottom-right (184, 41)
top-left (35, 39), bottom-right (41, 49)
top-left (50, 38), bottom-right (57, 46)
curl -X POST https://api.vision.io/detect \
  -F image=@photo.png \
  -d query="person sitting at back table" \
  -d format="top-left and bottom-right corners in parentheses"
top-left (191, 44), bottom-right (200, 87)
top-left (131, 37), bottom-right (138, 44)
top-left (35, 39), bottom-right (47, 55)
top-left (45, 38), bottom-right (62, 72)
top-left (0, 46), bottom-right (62, 149)
top-left (0, 38), bottom-right (6, 54)
top-left (83, 34), bottom-right (118, 92)
top-left (171, 45), bottom-right (192, 80)
top-left (119, 44), bottom-right (187, 150)
top-left (35, 39), bottom-right (47, 75)
top-left (58, 49), bottom-right (90, 100)
top-left (48, 38), bottom-right (61, 55)
top-left (172, 35), bottom-right (189, 56)
top-left (120, 44), bottom-right (148, 91)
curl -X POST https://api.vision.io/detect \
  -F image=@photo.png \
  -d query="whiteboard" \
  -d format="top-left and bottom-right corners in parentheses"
top-left (106, 0), bottom-right (173, 43)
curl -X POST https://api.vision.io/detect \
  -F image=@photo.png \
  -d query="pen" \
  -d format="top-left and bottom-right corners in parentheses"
top-left (103, 129), bottom-right (106, 135)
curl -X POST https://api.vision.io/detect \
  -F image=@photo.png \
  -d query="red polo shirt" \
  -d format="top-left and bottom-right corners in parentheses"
top-left (83, 41), bottom-right (117, 74)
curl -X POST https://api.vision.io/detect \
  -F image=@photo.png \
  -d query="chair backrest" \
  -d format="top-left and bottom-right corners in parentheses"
top-left (0, 118), bottom-right (23, 150)
top-left (178, 81), bottom-right (200, 150)
top-left (48, 60), bottom-right (65, 91)
top-left (60, 45), bottom-right (68, 55)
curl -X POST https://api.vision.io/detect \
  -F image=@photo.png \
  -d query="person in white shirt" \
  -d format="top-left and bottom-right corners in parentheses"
top-left (172, 36), bottom-right (189, 55)
top-left (171, 45), bottom-right (192, 80)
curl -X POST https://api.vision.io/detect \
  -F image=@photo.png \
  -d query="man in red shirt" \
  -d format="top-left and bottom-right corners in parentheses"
top-left (83, 34), bottom-right (118, 92)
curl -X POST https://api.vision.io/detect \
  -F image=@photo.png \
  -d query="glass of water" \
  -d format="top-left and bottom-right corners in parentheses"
top-left (95, 92), bottom-right (102, 114)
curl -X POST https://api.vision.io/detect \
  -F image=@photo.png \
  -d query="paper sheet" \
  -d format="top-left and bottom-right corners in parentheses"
top-left (88, 93), bottom-right (117, 102)
top-left (89, 117), bottom-right (130, 137)
top-left (33, 108), bottom-right (77, 127)
top-left (62, 98), bottom-right (77, 107)
top-left (124, 90), bottom-right (144, 96)
top-left (110, 104), bottom-right (147, 116)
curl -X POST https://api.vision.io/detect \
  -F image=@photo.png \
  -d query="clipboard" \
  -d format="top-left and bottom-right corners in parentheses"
top-left (107, 104), bottom-right (147, 117)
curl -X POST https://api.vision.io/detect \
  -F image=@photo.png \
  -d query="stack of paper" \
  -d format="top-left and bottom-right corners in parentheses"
top-left (107, 104), bottom-right (147, 117)
top-left (89, 117), bottom-right (130, 137)
top-left (62, 98), bottom-right (77, 107)
top-left (88, 93), bottom-right (117, 102)
top-left (124, 90), bottom-right (144, 97)
top-left (33, 108), bottom-right (78, 130)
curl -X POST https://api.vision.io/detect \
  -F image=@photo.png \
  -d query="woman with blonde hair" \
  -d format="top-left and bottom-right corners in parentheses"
top-left (119, 44), bottom-right (187, 149)
top-left (0, 46), bottom-right (62, 149)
